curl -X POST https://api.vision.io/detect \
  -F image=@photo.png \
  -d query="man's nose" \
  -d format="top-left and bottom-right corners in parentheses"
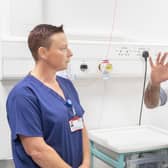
top-left (68, 48), bottom-right (73, 57)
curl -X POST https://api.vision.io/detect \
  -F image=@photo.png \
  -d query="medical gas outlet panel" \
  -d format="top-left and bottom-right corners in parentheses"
top-left (1, 41), bottom-right (168, 80)
top-left (60, 42), bottom-right (168, 80)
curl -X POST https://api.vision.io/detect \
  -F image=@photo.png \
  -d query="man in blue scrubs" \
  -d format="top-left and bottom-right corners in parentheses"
top-left (6, 24), bottom-right (90, 168)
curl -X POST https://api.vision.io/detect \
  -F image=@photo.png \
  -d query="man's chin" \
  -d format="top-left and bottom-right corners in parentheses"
top-left (60, 64), bottom-right (68, 71)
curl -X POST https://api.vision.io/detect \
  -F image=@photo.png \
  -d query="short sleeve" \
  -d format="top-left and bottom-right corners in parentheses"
top-left (160, 87), bottom-right (167, 106)
top-left (160, 81), bottom-right (168, 106)
top-left (8, 95), bottom-right (43, 140)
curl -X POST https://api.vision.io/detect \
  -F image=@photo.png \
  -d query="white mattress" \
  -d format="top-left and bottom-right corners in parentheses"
top-left (89, 125), bottom-right (168, 153)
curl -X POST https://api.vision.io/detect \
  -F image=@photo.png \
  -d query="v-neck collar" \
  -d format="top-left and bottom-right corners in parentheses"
top-left (27, 74), bottom-right (67, 103)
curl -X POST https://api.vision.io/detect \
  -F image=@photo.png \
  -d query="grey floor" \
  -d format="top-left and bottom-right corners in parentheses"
top-left (0, 160), bottom-right (14, 168)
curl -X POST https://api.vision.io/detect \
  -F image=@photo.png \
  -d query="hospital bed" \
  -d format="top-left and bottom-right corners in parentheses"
top-left (89, 125), bottom-right (168, 168)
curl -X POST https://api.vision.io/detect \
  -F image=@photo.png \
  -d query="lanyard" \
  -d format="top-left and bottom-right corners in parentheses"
top-left (56, 77), bottom-right (77, 116)
top-left (65, 99), bottom-right (76, 116)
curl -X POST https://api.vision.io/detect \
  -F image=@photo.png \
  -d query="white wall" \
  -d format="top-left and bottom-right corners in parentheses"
top-left (0, 81), bottom-right (17, 159)
top-left (1, 0), bottom-right (168, 166)
top-left (114, 0), bottom-right (168, 43)
top-left (44, 0), bottom-right (116, 35)
top-left (10, 0), bottom-right (43, 37)
top-left (45, 0), bottom-right (168, 43)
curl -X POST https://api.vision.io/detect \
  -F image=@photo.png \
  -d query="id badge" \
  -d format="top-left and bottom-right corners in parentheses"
top-left (69, 116), bottom-right (84, 132)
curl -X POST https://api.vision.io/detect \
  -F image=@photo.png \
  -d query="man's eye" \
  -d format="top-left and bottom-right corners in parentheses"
top-left (60, 48), bottom-right (67, 51)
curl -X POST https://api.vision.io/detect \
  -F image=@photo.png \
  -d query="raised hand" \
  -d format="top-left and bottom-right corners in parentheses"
top-left (149, 52), bottom-right (168, 86)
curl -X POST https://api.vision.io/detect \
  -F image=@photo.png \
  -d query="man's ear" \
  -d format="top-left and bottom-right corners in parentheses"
top-left (38, 47), bottom-right (48, 60)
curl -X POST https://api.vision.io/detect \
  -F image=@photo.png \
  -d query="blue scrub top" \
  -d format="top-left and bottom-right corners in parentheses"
top-left (6, 75), bottom-right (85, 168)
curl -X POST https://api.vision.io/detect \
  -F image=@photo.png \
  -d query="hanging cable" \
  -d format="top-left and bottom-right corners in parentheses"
top-left (105, 0), bottom-right (118, 59)
top-left (138, 51), bottom-right (149, 125)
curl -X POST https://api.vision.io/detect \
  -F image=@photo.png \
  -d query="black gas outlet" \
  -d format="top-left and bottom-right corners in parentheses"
top-left (80, 63), bottom-right (88, 72)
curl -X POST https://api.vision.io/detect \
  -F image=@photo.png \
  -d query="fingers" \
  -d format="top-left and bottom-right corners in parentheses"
top-left (155, 52), bottom-right (168, 65)
top-left (149, 56), bottom-right (154, 68)
top-left (156, 52), bottom-right (161, 65)
top-left (160, 52), bottom-right (168, 65)
top-left (165, 62), bottom-right (168, 67)
top-left (150, 52), bottom-right (168, 68)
